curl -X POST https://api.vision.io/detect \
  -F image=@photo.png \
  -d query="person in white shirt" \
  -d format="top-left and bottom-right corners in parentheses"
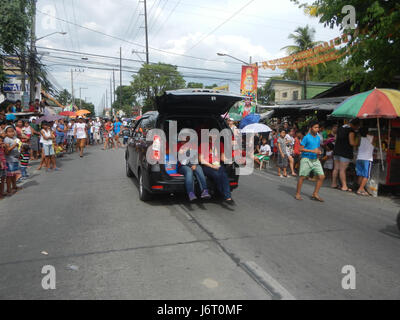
top-left (74, 117), bottom-right (88, 158)
top-left (356, 127), bottom-right (376, 196)
top-left (285, 128), bottom-right (297, 176)
top-left (255, 137), bottom-right (272, 166)
top-left (93, 119), bottom-right (101, 144)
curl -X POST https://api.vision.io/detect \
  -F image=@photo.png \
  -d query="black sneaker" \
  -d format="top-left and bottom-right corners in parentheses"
top-left (224, 198), bottom-right (235, 206)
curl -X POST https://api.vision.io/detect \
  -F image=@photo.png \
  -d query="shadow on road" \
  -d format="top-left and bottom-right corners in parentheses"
top-left (126, 175), bottom-right (236, 212)
top-left (380, 225), bottom-right (400, 239)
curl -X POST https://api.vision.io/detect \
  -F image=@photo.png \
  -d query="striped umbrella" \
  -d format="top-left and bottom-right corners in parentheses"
top-left (332, 88), bottom-right (400, 172)
top-left (332, 88), bottom-right (400, 119)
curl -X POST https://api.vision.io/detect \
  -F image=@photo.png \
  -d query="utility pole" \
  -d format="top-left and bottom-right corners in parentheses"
top-left (113, 69), bottom-right (116, 107)
top-left (110, 78), bottom-right (113, 117)
top-left (71, 69), bottom-right (74, 106)
top-left (105, 90), bottom-right (108, 115)
top-left (29, 0), bottom-right (37, 103)
top-left (143, 0), bottom-right (149, 64)
top-left (79, 87), bottom-right (87, 110)
top-left (120, 47), bottom-right (123, 110)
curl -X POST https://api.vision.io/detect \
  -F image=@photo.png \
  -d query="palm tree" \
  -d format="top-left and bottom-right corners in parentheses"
top-left (281, 25), bottom-right (322, 99)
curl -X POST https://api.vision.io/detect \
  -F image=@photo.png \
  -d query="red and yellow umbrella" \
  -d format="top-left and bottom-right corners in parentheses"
top-left (332, 88), bottom-right (400, 119)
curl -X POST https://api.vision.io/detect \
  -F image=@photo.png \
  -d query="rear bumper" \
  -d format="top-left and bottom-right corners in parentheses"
top-left (146, 167), bottom-right (239, 195)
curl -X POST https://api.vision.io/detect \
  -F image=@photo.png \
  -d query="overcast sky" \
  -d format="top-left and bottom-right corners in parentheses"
top-left (36, 0), bottom-right (340, 114)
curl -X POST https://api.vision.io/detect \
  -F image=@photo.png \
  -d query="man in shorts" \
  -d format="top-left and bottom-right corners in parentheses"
top-left (74, 117), bottom-right (88, 158)
top-left (295, 121), bottom-right (325, 202)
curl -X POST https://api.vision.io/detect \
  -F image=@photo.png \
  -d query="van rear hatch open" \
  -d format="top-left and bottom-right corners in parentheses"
top-left (156, 89), bottom-right (243, 116)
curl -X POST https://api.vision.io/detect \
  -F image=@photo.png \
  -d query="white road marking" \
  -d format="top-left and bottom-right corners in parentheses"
top-left (242, 261), bottom-right (296, 300)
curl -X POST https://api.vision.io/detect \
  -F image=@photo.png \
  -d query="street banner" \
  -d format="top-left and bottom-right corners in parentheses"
top-left (240, 66), bottom-right (258, 102)
top-left (259, 33), bottom-right (351, 71)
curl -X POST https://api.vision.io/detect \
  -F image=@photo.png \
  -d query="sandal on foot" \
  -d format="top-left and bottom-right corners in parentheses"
top-left (311, 195), bottom-right (325, 202)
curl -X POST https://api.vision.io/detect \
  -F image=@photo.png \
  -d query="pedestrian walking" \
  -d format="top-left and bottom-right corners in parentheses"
top-left (114, 118), bottom-right (122, 149)
top-left (295, 121), bottom-right (325, 202)
top-left (74, 117), bottom-right (88, 158)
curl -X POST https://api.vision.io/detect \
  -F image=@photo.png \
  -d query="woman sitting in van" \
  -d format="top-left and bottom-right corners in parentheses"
top-left (178, 136), bottom-right (211, 202)
top-left (199, 136), bottom-right (235, 205)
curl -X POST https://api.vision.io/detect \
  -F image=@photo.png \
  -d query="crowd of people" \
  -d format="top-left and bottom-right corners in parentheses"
top-left (244, 118), bottom-right (376, 201)
top-left (0, 116), bottom-right (130, 200)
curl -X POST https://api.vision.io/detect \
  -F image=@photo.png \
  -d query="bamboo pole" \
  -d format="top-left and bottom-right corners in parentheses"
top-left (377, 118), bottom-right (385, 171)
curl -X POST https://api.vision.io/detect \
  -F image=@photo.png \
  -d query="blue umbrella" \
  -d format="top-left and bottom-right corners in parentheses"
top-left (239, 114), bottom-right (261, 129)
top-left (6, 114), bottom-right (16, 121)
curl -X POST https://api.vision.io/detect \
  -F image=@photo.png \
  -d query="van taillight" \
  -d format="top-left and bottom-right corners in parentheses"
top-left (153, 135), bottom-right (161, 161)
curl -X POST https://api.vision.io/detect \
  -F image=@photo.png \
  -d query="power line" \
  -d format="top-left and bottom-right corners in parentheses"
top-left (36, 8), bottom-right (244, 65)
top-left (37, 46), bottom-right (282, 78)
top-left (152, 0), bottom-right (181, 39)
top-left (149, 0), bottom-right (169, 33)
top-left (71, 0), bottom-right (81, 52)
top-left (186, 0), bottom-right (256, 52)
top-left (61, 0), bottom-right (75, 50)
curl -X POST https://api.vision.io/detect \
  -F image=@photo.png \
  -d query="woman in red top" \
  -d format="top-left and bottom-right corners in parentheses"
top-left (199, 137), bottom-right (234, 205)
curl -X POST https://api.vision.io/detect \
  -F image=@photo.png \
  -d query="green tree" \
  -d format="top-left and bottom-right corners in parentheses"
top-left (112, 85), bottom-right (137, 116)
top-left (281, 25), bottom-right (323, 98)
top-left (131, 63), bottom-right (185, 113)
top-left (75, 99), bottom-right (95, 116)
top-left (56, 89), bottom-right (72, 106)
top-left (292, 0), bottom-right (400, 90)
top-left (283, 60), bottom-right (349, 83)
top-left (258, 79), bottom-right (278, 105)
top-left (0, 0), bottom-right (30, 86)
top-left (187, 82), bottom-right (204, 89)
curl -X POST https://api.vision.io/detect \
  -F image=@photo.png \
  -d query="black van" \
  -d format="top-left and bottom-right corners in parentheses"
top-left (125, 89), bottom-right (244, 201)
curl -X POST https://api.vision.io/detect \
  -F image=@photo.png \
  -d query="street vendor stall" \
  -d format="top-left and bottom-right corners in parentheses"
top-left (332, 88), bottom-right (400, 189)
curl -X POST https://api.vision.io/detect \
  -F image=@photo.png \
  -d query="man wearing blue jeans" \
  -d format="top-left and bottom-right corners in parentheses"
top-left (178, 139), bottom-right (211, 202)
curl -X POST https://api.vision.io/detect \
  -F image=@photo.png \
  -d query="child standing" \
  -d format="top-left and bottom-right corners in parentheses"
top-left (323, 143), bottom-right (334, 180)
top-left (356, 127), bottom-right (375, 196)
top-left (0, 136), bottom-right (7, 199)
top-left (277, 129), bottom-right (288, 178)
top-left (19, 144), bottom-right (30, 179)
top-left (4, 126), bottom-right (22, 195)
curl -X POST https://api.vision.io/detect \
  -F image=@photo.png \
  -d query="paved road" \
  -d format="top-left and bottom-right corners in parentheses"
top-left (0, 145), bottom-right (399, 300)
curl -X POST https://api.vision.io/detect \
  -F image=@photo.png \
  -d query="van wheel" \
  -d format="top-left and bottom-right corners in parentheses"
top-left (138, 170), bottom-right (151, 202)
top-left (126, 154), bottom-right (134, 177)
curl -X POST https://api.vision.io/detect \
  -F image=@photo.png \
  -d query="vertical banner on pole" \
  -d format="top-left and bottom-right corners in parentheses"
top-left (240, 66), bottom-right (258, 102)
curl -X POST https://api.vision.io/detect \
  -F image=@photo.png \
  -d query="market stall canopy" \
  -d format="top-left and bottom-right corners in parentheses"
top-left (332, 89), bottom-right (400, 119)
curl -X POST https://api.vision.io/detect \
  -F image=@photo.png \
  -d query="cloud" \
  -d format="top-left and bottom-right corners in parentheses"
top-left (36, 0), bottom-right (341, 110)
